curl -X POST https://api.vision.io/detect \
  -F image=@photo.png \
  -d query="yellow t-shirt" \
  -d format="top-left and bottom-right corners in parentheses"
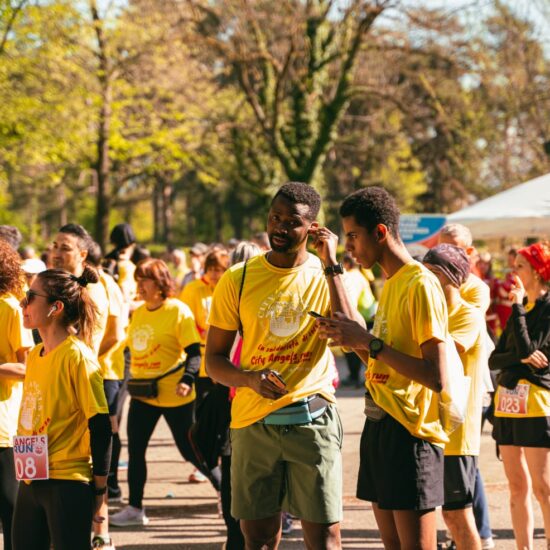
top-left (128, 298), bottom-right (200, 407)
top-left (117, 259), bottom-right (137, 302)
top-left (208, 253), bottom-right (336, 429)
top-left (460, 273), bottom-right (490, 313)
top-left (87, 281), bottom-right (109, 356)
top-left (366, 261), bottom-right (449, 445)
top-left (98, 272), bottom-right (128, 380)
top-left (445, 299), bottom-right (486, 456)
top-left (179, 278), bottom-right (212, 377)
top-left (17, 336), bottom-right (108, 482)
top-left (0, 294), bottom-right (34, 448)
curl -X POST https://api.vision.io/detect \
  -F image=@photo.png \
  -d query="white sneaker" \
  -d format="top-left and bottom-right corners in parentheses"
top-left (110, 505), bottom-right (149, 527)
top-left (481, 537), bottom-right (495, 549)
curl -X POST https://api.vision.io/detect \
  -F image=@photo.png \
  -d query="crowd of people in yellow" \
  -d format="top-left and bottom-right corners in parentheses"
top-left (0, 182), bottom-right (549, 550)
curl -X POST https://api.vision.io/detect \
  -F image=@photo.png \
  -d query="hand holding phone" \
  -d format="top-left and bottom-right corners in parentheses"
top-left (266, 370), bottom-right (287, 390)
top-left (308, 310), bottom-right (329, 321)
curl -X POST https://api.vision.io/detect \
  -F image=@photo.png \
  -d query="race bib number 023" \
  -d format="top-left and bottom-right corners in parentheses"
top-left (13, 435), bottom-right (49, 481)
top-left (496, 384), bottom-right (530, 415)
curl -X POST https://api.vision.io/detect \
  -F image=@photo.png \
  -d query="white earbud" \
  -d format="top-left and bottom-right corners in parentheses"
top-left (47, 305), bottom-right (58, 318)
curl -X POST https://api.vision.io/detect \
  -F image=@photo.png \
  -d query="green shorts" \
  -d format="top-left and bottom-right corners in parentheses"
top-left (230, 404), bottom-right (343, 523)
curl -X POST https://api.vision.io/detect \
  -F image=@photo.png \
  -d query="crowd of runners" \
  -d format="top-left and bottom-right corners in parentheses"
top-left (0, 182), bottom-right (549, 550)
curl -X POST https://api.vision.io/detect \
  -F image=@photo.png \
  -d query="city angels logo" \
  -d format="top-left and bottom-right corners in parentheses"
top-left (258, 291), bottom-right (306, 340)
top-left (131, 325), bottom-right (154, 352)
top-left (19, 381), bottom-right (43, 432)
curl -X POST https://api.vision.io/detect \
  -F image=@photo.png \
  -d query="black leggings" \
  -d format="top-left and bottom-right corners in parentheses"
top-left (12, 479), bottom-right (93, 550)
top-left (127, 398), bottom-right (197, 508)
top-left (0, 448), bottom-right (17, 550)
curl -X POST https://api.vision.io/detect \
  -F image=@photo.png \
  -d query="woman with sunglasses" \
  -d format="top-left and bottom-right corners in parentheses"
top-left (489, 242), bottom-right (550, 549)
top-left (12, 266), bottom-right (112, 550)
top-left (110, 258), bottom-right (204, 527)
top-left (0, 240), bottom-right (34, 550)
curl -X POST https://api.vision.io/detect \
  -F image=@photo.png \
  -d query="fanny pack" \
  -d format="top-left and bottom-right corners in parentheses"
top-left (128, 362), bottom-right (185, 399)
top-left (260, 395), bottom-right (329, 426)
top-left (364, 391), bottom-right (387, 422)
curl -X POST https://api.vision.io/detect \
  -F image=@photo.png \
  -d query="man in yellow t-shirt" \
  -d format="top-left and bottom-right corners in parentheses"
top-left (424, 244), bottom-right (486, 550)
top-left (317, 187), bottom-right (449, 550)
top-left (207, 183), bottom-right (359, 548)
top-left (51, 224), bottom-right (109, 354)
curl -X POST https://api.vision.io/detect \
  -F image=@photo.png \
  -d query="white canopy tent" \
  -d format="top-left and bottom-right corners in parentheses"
top-left (447, 172), bottom-right (550, 239)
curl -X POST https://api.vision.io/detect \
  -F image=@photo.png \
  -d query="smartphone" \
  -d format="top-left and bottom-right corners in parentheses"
top-left (266, 370), bottom-right (287, 390)
top-left (308, 310), bottom-right (329, 320)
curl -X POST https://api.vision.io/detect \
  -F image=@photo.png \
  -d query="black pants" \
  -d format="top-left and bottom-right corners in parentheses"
top-left (12, 479), bottom-right (93, 550)
top-left (221, 455), bottom-right (244, 550)
top-left (127, 398), bottom-right (197, 508)
top-left (0, 448), bottom-right (17, 550)
top-left (344, 351), bottom-right (362, 381)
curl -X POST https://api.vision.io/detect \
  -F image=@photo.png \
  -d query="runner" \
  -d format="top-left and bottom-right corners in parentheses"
top-left (317, 187), bottom-right (449, 549)
top-left (489, 242), bottom-right (550, 550)
top-left (109, 258), bottom-right (205, 527)
top-left (0, 240), bottom-right (34, 550)
top-left (424, 244), bottom-right (486, 550)
top-left (206, 182), bottom-right (357, 549)
top-left (12, 266), bottom-right (112, 550)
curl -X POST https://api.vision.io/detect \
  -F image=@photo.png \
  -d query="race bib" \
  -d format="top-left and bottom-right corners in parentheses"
top-left (496, 384), bottom-right (530, 415)
top-left (13, 435), bottom-right (49, 481)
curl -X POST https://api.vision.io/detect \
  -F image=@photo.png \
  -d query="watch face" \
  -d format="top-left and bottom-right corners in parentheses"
top-left (370, 339), bottom-right (383, 352)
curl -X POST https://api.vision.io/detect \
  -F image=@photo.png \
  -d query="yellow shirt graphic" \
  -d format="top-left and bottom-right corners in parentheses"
top-left (179, 278), bottom-right (212, 377)
top-left (445, 299), bottom-right (486, 456)
top-left (0, 294), bottom-right (34, 448)
top-left (87, 280), bottom-right (110, 356)
top-left (366, 262), bottom-right (449, 445)
top-left (128, 299), bottom-right (200, 407)
top-left (98, 271), bottom-right (128, 381)
top-left (18, 336), bottom-right (108, 482)
top-left (208, 253), bottom-right (336, 429)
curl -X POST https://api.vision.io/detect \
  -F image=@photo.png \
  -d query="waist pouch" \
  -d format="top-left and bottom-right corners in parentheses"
top-left (260, 395), bottom-right (329, 425)
top-left (128, 362), bottom-right (186, 399)
top-left (128, 378), bottom-right (158, 399)
top-left (364, 391), bottom-right (387, 422)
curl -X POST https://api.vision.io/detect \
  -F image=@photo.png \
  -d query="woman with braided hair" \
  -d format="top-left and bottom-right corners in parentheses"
top-left (13, 266), bottom-right (112, 550)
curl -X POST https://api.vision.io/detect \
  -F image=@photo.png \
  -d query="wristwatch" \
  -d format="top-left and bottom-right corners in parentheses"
top-left (324, 263), bottom-right (344, 277)
top-left (369, 338), bottom-right (384, 359)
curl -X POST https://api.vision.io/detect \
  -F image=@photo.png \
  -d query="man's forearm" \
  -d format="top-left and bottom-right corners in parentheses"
top-left (0, 363), bottom-right (25, 380)
top-left (355, 342), bottom-right (444, 392)
top-left (206, 354), bottom-right (252, 388)
top-left (326, 271), bottom-right (366, 327)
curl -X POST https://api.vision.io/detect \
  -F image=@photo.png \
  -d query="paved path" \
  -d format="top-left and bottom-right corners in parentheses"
top-left (104, 375), bottom-right (547, 549)
top-left (4, 361), bottom-right (548, 549)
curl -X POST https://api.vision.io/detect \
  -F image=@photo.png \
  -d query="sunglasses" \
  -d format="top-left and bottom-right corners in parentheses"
top-left (22, 289), bottom-right (51, 306)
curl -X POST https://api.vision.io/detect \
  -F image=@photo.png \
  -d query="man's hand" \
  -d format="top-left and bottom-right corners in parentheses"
top-left (176, 383), bottom-right (192, 397)
top-left (316, 312), bottom-right (372, 350)
top-left (309, 227), bottom-right (339, 267)
top-left (521, 350), bottom-right (549, 369)
top-left (246, 370), bottom-right (288, 400)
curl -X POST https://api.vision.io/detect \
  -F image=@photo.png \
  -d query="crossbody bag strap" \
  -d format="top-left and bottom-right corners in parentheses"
top-left (237, 259), bottom-right (248, 336)
top-left (155, 361), bottom-right (186, 381)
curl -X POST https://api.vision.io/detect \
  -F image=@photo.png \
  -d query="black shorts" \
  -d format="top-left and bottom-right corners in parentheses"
top-left (103, 380), bottom-right (123, 416)
top-left (443, 455), bottom-right (477, 510)
top-left (356, 414), bottom-right (444, 510)
top-left (493, 416), bottom-right (550, 448)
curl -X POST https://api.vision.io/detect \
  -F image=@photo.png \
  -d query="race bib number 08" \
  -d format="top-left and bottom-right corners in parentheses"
top-left (13, 435), bottom-right (49, 481)
top-left (496, 384), bottom-right (529, 415)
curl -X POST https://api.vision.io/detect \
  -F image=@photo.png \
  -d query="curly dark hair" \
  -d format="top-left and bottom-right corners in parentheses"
top-left (0, 239), bottom-right (25, 297)
top-left (340, 187), bottom-right (401, 239)
top-left (134, 258), bottom-right (175, 299)
top-left (272, 182), bottom-right (321, 220)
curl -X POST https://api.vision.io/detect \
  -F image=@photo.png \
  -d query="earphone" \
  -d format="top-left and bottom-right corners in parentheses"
top-left (47, 304), bottom-right (58, 318)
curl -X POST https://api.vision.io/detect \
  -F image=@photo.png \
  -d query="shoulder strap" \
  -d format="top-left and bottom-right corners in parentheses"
top-left (237, 260), bottom-right (248, 336)
top-left (155, 361), bottom-right (186, 381)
